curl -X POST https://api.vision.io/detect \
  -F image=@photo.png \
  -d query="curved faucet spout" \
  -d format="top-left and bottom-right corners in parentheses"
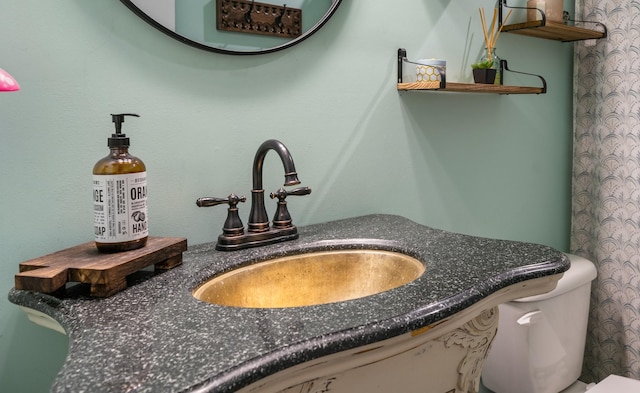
top-left (252, 139), bottom-right (300, 189)
top-left (249, 139), bottom-right (301, 232)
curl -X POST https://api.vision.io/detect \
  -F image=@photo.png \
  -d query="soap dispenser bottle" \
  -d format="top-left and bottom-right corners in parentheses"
top-left (93, 113), bottom-right (148, 253)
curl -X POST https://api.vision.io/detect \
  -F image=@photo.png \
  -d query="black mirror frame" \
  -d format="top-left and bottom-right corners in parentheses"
top-left (120, 0), bottom-right (342, 55)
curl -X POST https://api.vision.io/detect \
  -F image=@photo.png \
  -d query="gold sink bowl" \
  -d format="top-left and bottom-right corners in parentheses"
top-left (193, 250), bottom-right (425, 308)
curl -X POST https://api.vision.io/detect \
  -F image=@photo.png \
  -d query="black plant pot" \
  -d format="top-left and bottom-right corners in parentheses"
top-left (473, 68), bottom-right (497, 84)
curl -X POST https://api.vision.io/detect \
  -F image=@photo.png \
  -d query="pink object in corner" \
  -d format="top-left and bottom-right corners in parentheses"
top-left (0, 67), bottom-right (20, 91)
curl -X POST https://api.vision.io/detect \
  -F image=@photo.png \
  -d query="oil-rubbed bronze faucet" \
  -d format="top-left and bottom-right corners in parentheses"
top-left (196, 139), bottom-right (311, 251)
top-left (248, 139), bottom-right (301, 232)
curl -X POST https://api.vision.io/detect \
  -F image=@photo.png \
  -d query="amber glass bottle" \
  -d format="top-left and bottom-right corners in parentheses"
top-left (93, 114), bottom-right (148, 253)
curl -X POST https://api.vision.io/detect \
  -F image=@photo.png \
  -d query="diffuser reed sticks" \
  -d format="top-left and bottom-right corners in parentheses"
top-left (478, 7), bottom-right (512, 60)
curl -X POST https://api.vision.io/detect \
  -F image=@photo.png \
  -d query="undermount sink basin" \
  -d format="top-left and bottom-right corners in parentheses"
top-left (193, 250), bottom-right (425, 308)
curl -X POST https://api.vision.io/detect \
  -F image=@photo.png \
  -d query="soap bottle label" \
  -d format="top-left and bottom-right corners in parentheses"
top-left (93, 172), bottom-right (148, 243)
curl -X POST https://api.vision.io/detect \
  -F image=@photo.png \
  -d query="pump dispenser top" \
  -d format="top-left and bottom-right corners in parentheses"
top-left (108, 113), bottom-right (139, 147)
top-left (93, 113), bottom-right (148, 253)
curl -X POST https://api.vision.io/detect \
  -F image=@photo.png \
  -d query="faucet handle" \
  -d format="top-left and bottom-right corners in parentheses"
top-left (196, 194), bottom-right (247, 237)
top-left (269, 187), bottom-right (312, 229)
top-left (270, 187), bottom-right (312, 200)
top-left (196, 194), bottom-right (244, 207)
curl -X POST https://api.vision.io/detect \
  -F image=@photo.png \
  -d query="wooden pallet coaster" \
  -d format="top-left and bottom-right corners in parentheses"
top-left (15, 237), bottom-right (188, 297)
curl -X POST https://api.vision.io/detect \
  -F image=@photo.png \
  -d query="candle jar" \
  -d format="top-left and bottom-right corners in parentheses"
top-left (527, 0), bottom-right (563, 23)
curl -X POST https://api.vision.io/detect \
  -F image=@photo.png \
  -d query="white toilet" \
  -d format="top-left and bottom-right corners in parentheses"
top-left (481, 253), bottom-right (637, 393)
top-left (482, 253), bottom-right (640, 392)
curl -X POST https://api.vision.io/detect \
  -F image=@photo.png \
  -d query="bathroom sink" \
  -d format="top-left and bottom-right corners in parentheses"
top-left (193, 250), bottom-right (425, 308)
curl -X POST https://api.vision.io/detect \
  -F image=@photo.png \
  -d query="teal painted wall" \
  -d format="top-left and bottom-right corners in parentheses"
top-left (0, 1), bottom-right (574, 391)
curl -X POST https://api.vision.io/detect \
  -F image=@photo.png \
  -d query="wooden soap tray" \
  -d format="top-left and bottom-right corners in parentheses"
top-left (15, 237), bottom-right (187, 297)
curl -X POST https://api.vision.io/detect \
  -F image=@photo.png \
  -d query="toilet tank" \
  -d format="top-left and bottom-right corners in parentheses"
top-left (482, 254), bottom-right (597, 393)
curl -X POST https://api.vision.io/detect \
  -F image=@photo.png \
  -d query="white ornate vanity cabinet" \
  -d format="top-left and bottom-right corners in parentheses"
top-left (238, 274), bottom-right (558, 393)
top-left (240, 309), bottom-right (499, 393)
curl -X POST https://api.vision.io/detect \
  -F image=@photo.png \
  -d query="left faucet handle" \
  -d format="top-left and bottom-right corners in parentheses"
top-left (196, 194), bottom-right (246, 208)
top-left (196, 194), bottom-right (247, 237)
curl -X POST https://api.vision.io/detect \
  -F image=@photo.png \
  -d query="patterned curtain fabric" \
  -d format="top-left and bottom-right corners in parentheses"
top-left (572, 0), bottom-right (640, 383)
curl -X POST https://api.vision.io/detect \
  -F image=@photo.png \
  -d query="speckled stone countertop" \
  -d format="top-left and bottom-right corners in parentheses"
top-left (8, 214), bottom-right (568, 393)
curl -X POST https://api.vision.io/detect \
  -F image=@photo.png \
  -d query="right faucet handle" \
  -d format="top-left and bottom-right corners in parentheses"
top-left (196, 194), bottom-right (247, 237)
top-left (270, 186), bottom-right (312, 200)
top-left (269, 187), bottom-right (312, 229)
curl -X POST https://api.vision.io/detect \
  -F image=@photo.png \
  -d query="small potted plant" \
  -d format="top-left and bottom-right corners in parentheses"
top-left (471, 59), bottom-right (496, 84)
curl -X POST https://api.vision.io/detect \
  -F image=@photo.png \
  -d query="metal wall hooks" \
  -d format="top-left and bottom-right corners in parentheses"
top-left (275, 4), bottom-right (287, 28)
top-left (244, 0), bottom-right (255, 23)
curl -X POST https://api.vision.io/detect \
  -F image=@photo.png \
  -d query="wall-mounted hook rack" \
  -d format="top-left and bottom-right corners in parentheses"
top-left (217, 0), bottom-right (302, 39)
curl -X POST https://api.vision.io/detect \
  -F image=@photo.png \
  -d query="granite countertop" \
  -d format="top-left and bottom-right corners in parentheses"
top-left (8, 214), bottom-right (569, 393)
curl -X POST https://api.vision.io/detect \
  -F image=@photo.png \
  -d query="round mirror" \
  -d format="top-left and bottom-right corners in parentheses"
top-left (120, 0), bottom-right (342, 55)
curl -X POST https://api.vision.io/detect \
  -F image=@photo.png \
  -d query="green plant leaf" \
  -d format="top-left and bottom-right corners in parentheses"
top-left (471, 60), bottom-right (493, 69)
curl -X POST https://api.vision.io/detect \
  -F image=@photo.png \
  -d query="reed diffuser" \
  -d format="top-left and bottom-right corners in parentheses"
top-left (471, 7), bottom-right (512, 84)
top-left (473, 7), bottom-right (512, 70)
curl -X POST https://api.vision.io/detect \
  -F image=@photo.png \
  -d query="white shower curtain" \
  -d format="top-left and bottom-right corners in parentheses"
top-left (572, 0), bottom-right (640, 383)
